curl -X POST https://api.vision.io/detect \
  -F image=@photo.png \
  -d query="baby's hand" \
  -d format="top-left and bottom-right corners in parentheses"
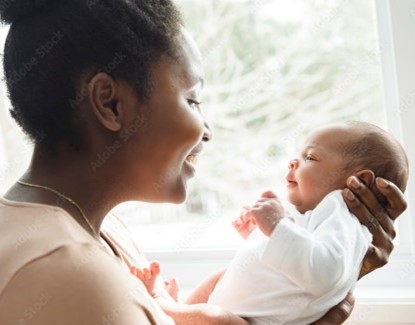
top-left (248, 191), bottom-right (285, 237)
top-left (130, 261), bottom-right (160, 298)
top-left (232, 206), bottom-right (257, 239)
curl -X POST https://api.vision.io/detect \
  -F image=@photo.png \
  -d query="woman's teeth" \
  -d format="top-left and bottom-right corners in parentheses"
top-left (186, 155), bottom-right (198, 165)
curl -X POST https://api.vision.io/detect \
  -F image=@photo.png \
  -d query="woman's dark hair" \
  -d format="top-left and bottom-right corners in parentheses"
top-left (0, 0), bottom-right (183, 149)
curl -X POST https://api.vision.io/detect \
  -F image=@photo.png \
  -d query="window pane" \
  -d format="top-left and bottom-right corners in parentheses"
top-left (117, 0), bottom-right (387, 250)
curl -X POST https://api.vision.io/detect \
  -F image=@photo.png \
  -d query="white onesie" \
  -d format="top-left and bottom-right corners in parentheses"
top-left (208, 190), bottom-right (372, 325)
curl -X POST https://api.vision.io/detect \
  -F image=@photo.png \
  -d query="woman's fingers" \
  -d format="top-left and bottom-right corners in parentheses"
top-left (359, 244), bottom-right (391, 279)
top-left (375, 177), bottom-right (408, 220)
top-left (345, 176), bottom-right (382, 218)
top-left (342, 175), bottom-right (407, 279)
top-left (311, 292), bottom-right (355, 324)
top-left (342, 177), bottom-right (395, 238)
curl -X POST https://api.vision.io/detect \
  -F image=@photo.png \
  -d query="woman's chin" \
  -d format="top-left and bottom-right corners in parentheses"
top-left (169, 182), bottom-right (189, 204)
top-left (150, 180), bottom-right (188, 204)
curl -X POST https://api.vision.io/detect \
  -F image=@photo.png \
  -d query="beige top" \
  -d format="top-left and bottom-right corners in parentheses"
top-left (101, 214), bottom-right (176, 302)
top-left (0, 197), bottom-right (175, 325)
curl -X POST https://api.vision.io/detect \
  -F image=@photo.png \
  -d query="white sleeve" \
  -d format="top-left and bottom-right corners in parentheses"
top-left (261, 191), bottom-right (372, 296)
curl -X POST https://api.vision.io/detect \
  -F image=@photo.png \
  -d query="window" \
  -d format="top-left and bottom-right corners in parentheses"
top-left (1, 0), bottom-right (414, 322)
top-left (115, 0), bottom-right (391, 253)
top-left (142, 1), bottom-right (415, 322)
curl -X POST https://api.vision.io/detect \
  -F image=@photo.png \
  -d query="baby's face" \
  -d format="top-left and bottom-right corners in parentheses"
top-left (286, 126), bottom-right (350, 213)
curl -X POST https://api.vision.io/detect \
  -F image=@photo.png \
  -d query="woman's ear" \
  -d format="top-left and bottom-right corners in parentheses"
top-left (355, 169), bottom-right (376, 188)
top-left (88, 73), bottom-right (122, 132)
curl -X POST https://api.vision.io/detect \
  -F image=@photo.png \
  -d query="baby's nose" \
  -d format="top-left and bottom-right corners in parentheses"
top-left (288, 159), bottom-right (299, 170)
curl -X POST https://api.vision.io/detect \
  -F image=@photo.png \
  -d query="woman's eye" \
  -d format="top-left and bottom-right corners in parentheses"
top-left (187, 99), bottom-right (202, 110)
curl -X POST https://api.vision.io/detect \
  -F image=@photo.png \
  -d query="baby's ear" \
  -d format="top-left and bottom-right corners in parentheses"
top-left (355, 169), bottom-right (376, 188)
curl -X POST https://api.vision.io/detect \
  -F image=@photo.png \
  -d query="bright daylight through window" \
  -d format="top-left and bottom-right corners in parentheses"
top-left (1, 0), bottom-right (414, 323)
top-left (0, 0), bottom-right (408, 254)
top-left (119, 0), bottom-right (387, 251)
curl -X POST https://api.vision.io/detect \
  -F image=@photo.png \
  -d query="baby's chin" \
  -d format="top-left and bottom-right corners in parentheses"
top-left (292, 201), bottom-right (315, 214)
top-left (295, 206), bottom-right (308, 214)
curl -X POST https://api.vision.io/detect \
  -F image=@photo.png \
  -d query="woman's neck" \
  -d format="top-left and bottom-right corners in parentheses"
top-left (5, 146), bottom-right (121, 238)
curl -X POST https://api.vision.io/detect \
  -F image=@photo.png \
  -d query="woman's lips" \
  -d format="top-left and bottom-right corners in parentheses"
top-left (185, 143), bottom-right (203, 168)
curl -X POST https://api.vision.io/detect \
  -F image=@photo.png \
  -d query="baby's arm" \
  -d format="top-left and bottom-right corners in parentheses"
top-left (261, 191), bottom-right (370, 295)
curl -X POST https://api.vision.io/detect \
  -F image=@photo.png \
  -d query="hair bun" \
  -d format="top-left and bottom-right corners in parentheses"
top-left (0, 0), bottom-right (54, 24)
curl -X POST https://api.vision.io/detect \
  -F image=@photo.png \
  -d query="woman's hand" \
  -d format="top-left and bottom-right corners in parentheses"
top-left (311, 292), bottom-right (355, 325)
top-left (160, 300), bottom-right (249, 325)
top-left (342, 176), bottom-right (407, 278)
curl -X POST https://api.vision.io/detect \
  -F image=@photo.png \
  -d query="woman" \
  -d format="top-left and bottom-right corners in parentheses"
top-left (0, 0), bottom-right (406, 324)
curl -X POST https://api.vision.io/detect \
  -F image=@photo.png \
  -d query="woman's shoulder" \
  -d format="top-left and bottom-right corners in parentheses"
top-left (0, 242), bottom-right (173, 325)
top-left (0, 197), bottom-right (100, 288)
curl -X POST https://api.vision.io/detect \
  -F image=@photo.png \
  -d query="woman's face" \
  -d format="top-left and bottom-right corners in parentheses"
top-left (122, 30), bottom-right (211, 203)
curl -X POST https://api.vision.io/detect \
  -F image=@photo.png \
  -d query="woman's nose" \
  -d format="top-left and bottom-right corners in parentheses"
top-left (288, 159), bottom-right (299, 170)
top-left (202, 120), bottom-right (213, 142)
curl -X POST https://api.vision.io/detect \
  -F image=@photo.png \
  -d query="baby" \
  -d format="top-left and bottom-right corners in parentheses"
top-left (134, 121), bottom-right (409, 325)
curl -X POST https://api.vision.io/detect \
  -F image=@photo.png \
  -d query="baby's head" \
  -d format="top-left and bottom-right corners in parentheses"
top-left (286, 121), bottom-right (408, 213)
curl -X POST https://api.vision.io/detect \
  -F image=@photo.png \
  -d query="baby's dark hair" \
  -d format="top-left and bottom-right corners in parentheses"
top-left (341, 121), bottom-right (409, 193)
top-left (0, 0), bottom-right (183, 149)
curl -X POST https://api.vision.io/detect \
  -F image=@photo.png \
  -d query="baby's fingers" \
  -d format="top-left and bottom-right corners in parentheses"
top-left (261, 190), bottom-right (278, 199)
